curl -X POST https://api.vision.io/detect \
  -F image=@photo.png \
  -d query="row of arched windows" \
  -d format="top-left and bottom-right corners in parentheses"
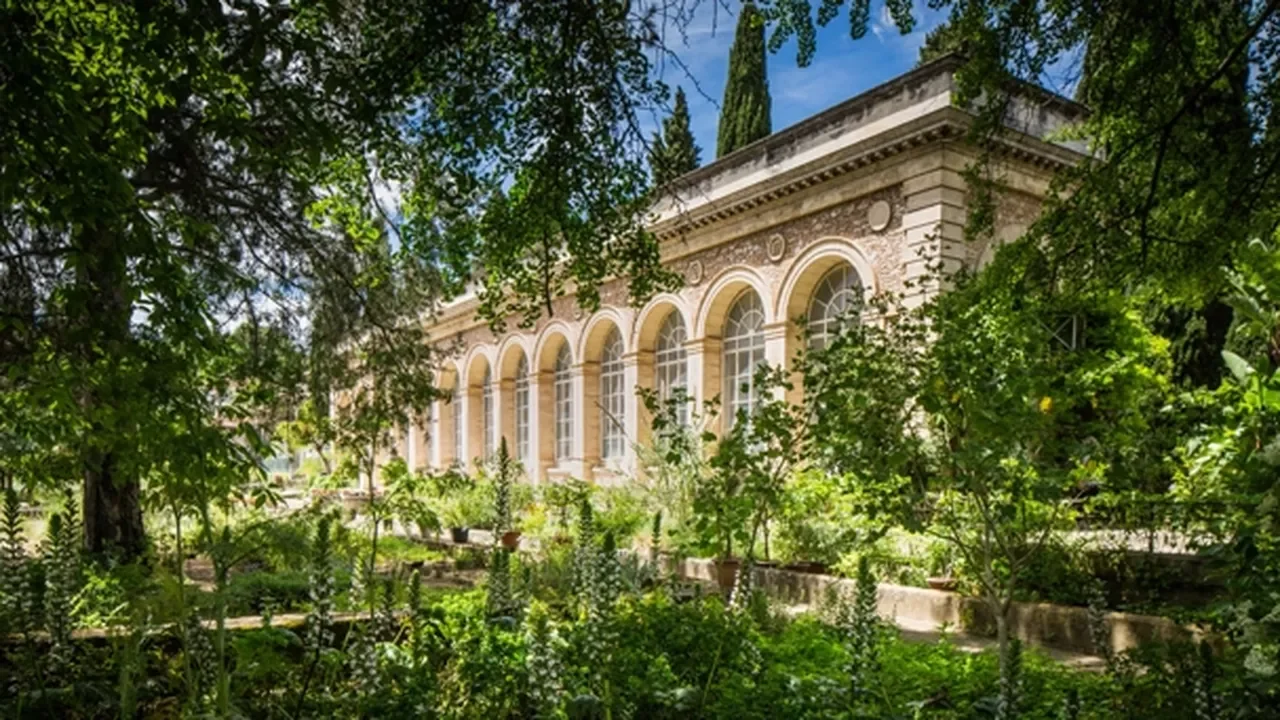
top-left (428, 262), bottom-right (864, 474)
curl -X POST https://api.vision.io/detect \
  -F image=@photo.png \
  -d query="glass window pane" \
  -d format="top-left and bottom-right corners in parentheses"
top-left (515, 354), bottom-right (530, 467)
top-left (599, 328), bottom-right (625, 459)
top-left (554, 344), bottom-right (573, 462)
top-left (482, 367), bottom-right (495, 459)
top-left (655, 310), bottom-right (688, 425)
top-left (807, 263), bottom-right (863, 350)
top-left (721, 290), bottom-right (765, 430)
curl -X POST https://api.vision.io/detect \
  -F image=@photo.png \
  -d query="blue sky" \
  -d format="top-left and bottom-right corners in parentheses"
top-left (643, 3), bottom-right (952, 159)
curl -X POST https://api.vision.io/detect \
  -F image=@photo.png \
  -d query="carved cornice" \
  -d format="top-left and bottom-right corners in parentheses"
top-left (651, 110), bottom-right (1080, 242)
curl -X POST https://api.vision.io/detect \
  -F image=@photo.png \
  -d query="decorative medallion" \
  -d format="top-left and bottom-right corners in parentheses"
top-left (687, 259), bottom-right (704, 286)
top-left (867, 200), bottom-right (892, 232)
top-left (766, 233), bottom-right (786, 262)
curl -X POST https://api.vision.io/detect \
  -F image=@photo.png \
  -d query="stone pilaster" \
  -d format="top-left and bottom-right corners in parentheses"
top-left (687, 336), bottom-right (722, 411)
top-left (405, 422), bottom-right (417, 470)
top-left (427, 402), bottom-right (442, 469)
top-left (900, 165), bottom-right (968, 309)
top-left (576, 361), bottom-right (600, 481)
top-left (623, 350), bottom-right (653, 474)
top-left (463, 384), bottom-right (482, 471)
top-left (498, 377), bottom-right (516, 464)
top-left (531, 369), bottom-right (555, 482)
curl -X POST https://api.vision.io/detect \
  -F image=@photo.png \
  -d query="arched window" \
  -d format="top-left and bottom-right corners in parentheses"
top-left (807, 263), bottom-right (863, 350)
top-left (482, 366), bottom-right (495, 458)
top-left (655, 310), bottom-right (688, 424)
top-left (451, 384), bottom-right (463, 465)
top-left (599, 328), bottom-right (626, 459)
top-left (554, 344), bottom-right (573, 462)
top-left (514, 354), bottom-right (530, 466)
top-left (722, 290), bottom-right (766, 430)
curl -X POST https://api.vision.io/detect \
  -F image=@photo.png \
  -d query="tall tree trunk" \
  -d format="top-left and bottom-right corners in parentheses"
top-left (77, 221), bottom-right (145, 559)
top-left (83, 451), bottom-right (145, 557)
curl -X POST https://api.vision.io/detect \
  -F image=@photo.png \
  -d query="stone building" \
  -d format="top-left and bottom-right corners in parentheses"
top-left (391, 56), bottom-right (1085, 484)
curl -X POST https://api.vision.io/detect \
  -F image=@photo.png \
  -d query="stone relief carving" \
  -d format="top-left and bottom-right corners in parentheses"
top-left (766, 233), bottom-right (786, 262)
top-left (687, 259), bottom-right (705, 285)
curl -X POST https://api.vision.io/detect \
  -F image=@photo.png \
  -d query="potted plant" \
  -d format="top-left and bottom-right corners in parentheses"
top-left (697, 447), bottom-right (752, 594)
top-left (432, 466), bottom-right (479, 544)
top-left (926, 542), bottom-right (959, 591)
top-left (384, 459), bottom-right (441, 540)
top-left (543, 480), bottom-right (585, 546)
top-left (700, 366), bottom-right (806, 593)
top-left (492, 439), bottom-right (522, 550)
top-left (439, 489), bottom-right (488, 544)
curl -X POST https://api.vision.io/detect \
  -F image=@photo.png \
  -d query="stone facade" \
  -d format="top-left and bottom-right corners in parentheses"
top-left (391, 57), bottom-right (1086, 484)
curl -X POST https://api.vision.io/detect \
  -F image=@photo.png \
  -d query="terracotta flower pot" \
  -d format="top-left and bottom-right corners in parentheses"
top-left (927, 576), bottom-right (959, 592)
top-left (500, 530), bottom-right (522, 550)
top-left (714, 557), bottom-right (741, 594)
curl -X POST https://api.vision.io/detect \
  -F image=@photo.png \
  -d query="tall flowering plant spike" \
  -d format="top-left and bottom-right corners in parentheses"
top-left (305, 515), bottom-right (335, 653)
top-left (836, 556), bottom-right (880, 704)
top-left (523, 603), bottom-right (565, 719)
top-left (349, 626), bottom-right (382, 697)
top-left (376, 576), bottom-right (398, 640)
top-left (649, 510), bottom-right (662, 566)
top-left (995, 637), bottom-right (1023, 720)
top-left (572, 495), bottom-right (596, 600)
top-left (594, 531), bottom-right (621, 611)
top-left (1086, 580), bottom-right (1114, 670)
top-left (487, 547), bottom-right (515, 618)
top-left (0, 488), bottom-right (26, 632)
top-left (729, 557), bottom-right (755, 613)
top-left (494, 437), bottom-right (514, 534)
top-left (408, 568), bottom-right (423, 619)
top-left (182, 609), bottom-right (217, 700)
top-left (1194, 641), bottom-right (1217, 720)
top-left (42, 510), bottom-right (80, 673)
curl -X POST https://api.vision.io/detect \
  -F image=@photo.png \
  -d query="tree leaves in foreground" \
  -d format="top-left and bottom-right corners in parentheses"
top-left (0, 0), bottom-right (673, 556)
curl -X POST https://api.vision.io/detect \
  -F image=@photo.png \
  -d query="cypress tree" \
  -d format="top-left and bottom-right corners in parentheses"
top-left (716, 3), bottom-right (771, 158)
top-left (651, 86), bottom-right (702, 186)
top-left (917, 21), bottom-right (967, 65)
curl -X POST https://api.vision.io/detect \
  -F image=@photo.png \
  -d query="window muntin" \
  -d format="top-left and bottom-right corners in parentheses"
top-left (807, 263), bottom-right (863, 350)
top-left (722, 290), bottom-right (766, 430)
top-left (481, 367), bottom-right (495, 458)
top-left (599, 328), bottom-right (626, 459)
top-left (655, 310), bottom-right (688, 425)
top-left (514, 354), bottom-right (530, 466)
top-left (554, 344), bottom-right (573, 462)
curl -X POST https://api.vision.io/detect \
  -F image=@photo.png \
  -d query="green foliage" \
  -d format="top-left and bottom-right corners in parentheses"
top-left (592, 485), bottom-right (652, 548)
top-left (639, 386), bottom-right (716, 549)
top-left (1, 537), bottom-right (1267, 720)
top-left (774, 468), bottom-right (857, 567)
top-left (804, 248), bottom-right (1173, 691)
top-left (717, 3), bottom-right (772, 157)
top-left (708, 364), bottom-right (809, 561)
top-left (2, 0), bottom-right (679, 559)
